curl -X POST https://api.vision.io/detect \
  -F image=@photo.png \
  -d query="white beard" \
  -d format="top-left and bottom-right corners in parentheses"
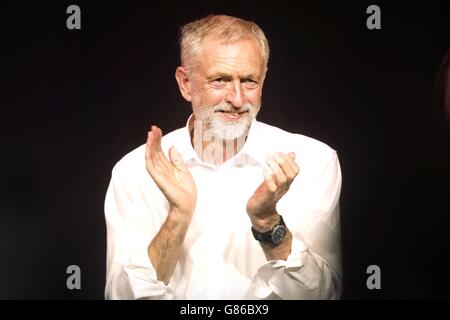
top-left (194, 101), bottom-right (259, 140)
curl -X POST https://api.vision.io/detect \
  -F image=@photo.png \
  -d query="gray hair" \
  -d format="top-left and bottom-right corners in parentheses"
top-left (180, 15), bottom-right (270, 72)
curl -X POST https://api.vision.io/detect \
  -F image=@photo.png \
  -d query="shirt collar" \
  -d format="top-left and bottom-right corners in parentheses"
top-left (176, 114), bottom-right (268, 169)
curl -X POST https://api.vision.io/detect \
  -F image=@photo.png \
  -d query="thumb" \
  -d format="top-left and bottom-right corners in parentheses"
top-left (169, 146), bottom-right (186, 170)
top-left (288, 152), bottom-right (296, 160)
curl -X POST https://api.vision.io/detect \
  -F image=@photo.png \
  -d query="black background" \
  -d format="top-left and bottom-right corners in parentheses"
top-left (1, 0), bottom-right (450, 299)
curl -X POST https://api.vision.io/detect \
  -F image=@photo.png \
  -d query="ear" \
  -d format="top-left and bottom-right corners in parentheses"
top-left (175, 66), bottom-right (193, 102)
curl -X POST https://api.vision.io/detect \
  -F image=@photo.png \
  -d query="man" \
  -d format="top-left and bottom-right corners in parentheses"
top-left (104, 14), bottom-right (342, 299)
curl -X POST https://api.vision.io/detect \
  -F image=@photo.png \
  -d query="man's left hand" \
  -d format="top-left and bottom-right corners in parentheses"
top-left (246, 152), bottom-right (299, 230)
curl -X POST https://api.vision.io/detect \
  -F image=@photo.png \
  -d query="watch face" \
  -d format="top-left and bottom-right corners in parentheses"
top-left (271, 225), bottom-right (287, 244)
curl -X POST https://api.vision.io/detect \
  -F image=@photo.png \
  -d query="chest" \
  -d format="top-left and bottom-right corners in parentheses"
top-left (182, 166), bottom-right (262, 250)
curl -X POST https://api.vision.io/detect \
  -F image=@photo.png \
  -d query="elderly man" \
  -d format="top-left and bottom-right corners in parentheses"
top-left (104, 14), bottom-right (342, 299)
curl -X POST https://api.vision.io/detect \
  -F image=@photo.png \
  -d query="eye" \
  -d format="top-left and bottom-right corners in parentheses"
top-left (242, 79), bottom-right (258, 88)
top-left (210, 78), bottom-right (227, 88)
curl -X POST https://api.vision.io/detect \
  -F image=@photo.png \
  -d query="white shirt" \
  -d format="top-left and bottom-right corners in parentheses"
top-left (104, 115), bottom-right (342, 300)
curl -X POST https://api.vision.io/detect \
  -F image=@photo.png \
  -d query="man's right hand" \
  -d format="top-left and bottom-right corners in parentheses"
top-left (145, 125), bottom-right (197, 218)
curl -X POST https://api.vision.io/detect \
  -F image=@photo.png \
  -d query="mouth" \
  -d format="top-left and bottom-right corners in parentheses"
top-left (216, 110), bottom-right (248, 120)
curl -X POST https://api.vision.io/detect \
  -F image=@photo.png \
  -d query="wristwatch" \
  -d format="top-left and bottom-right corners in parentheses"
top-left (251, 215), bottom-right (288, 245)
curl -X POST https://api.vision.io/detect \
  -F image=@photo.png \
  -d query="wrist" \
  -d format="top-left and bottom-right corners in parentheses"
top-left (250, 211), bottom-right (280, 232)
top-left (251, 214), bottom-right (288, 247)
top-left (167, 207), bottom-right (193, 226)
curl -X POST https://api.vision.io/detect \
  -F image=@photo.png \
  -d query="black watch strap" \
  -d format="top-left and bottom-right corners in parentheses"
top-left (251, 215), bottom-right (287, 245)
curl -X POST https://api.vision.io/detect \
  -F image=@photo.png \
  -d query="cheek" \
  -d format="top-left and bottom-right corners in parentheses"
top-left (192, 91), bottom-right (223, 109)
top-left (201, 88), bottom-right (228, 106)
top-left (246, 91), bottom-right (262, 107)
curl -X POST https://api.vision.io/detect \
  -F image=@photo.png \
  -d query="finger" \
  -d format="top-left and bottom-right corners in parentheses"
top-left (266, 156), bottom-right (287, 186)
top-left (147, 126), bottom-right (171, 170)
top-left (263, 168), bottom-right (277, 193)
top-left (169, 146), bottom-right (187, 171)
top-left (287, 152), bottom-right (300, 172)
top-left (276, 152), bottom-right (300, 180)
top-left (145, 131), bottom-right (154, 163)
top-left (152, 125), bottom-right (162, 152)
top-left (151, 126), bottom-right (165, 161)
top-left (146, 126), bottom-right (157, 160)
top-left (155, 126), bottom-right (175, 169)
top-left (273, 152), bottom-right (297, 179)
top-left (146, 131), bottom-right (162, 181)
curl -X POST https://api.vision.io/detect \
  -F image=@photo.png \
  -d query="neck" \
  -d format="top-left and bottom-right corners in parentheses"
top-left (190, 127), bottom-right (249, 166)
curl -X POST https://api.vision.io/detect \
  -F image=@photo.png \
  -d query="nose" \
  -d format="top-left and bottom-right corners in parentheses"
top-left (225, 81), bottom-right (245, 108)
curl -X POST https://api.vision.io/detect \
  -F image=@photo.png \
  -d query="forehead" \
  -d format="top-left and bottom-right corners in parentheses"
top-left (197, 37), bottom-right (264, 76)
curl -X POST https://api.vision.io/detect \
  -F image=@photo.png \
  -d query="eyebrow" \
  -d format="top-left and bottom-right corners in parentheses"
top-left (207, 72), bottom-right (260, 81)
top-left (207, 73), bottom-right (232, 81)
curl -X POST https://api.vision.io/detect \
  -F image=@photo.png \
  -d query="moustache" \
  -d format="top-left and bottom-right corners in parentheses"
top-left (213, 104), bottom-right (253, 114)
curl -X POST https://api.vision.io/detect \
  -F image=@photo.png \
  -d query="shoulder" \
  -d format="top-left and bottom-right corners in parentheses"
top-left (110, 144), bottom-right (146, 184)
top-left (255, 121), bottom-right (338, 168)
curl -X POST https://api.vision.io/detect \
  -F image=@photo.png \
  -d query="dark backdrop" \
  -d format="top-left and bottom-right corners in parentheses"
top-left (1, 0), bottom-right (450, 299)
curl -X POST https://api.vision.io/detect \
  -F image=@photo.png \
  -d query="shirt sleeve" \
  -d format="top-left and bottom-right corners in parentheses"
top-left (104, 164), bottom-right (174, 300)
top-left (247, 151), bottom-right (343, 300)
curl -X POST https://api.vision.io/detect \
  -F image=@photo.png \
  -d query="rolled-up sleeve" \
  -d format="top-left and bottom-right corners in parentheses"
top-left (248, 151), bottom-right (342, 300)
top-left (104, 165), bottom-right (173, 300)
